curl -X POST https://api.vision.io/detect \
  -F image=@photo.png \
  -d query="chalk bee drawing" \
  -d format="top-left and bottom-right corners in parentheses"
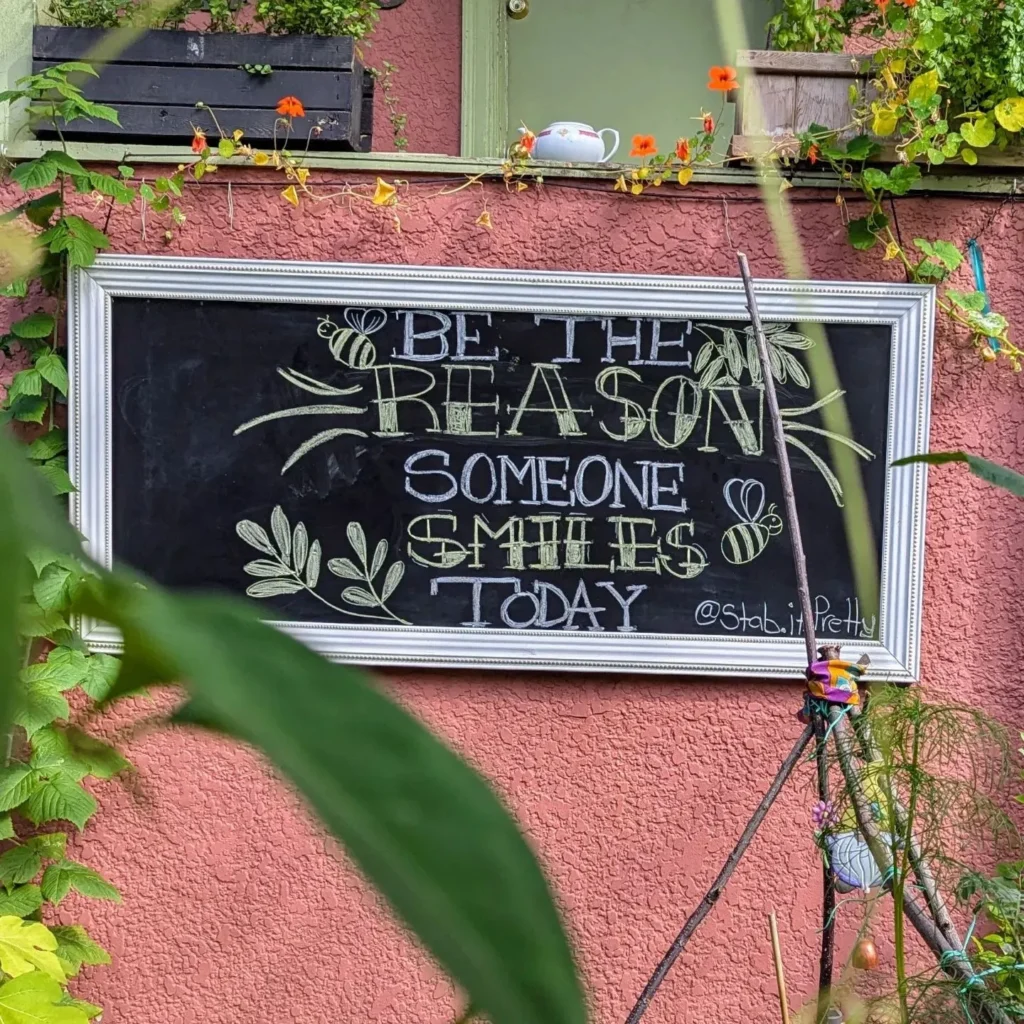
top-left (233, 309), bottom-right (391, 474)
top-left (720, 478), bottom-right (784, 565)
top-left (237, 506), bottom-right (410, 625)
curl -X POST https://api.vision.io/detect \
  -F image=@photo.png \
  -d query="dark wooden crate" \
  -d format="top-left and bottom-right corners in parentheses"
top-left (33, 25), bottom-right (372, 151)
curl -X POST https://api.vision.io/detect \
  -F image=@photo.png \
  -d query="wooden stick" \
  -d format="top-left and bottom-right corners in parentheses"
top-left (769, 911), bottom-right (793, 1024)
top-left (737, 252), bottom-right (817, 665)
top-left (624, 724), bottom-right (815, 1024)
top-left (812, 709), bottom-right (836, 1023)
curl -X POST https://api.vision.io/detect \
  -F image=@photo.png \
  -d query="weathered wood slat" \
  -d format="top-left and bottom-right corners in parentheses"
top-left (794, 75), bottom-right (856, 133)
top-left (359, 69), bottom-right (374, 153)
top-left (33, 59), bottom-right (354, 110)
top-left (33, 25), bottom-right (356, 71)
top-left (34, 103), bottom-right (358, 148)
top-left (736, 49), bottom-right (870, 76)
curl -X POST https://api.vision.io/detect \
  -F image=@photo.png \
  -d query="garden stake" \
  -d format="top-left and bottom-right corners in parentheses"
top-left (623, 723), bottom-right (815, 1024)
top-left (769, 911), bottom-right (794, 1024)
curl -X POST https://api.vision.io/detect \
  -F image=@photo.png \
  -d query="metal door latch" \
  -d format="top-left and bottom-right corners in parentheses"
top-left (507, 0), bottom-right (529, 19)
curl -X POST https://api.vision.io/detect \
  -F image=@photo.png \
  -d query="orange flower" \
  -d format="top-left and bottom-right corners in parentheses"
top-left (520, 129), bottom-right (536, 154)
top-left (707, 66), bottom-right (739, 92)
top-left (874, 0), bottom-right (890, 10)
top-left (191, 128), bottom-right (207, 154)
top-left (276, 96), bottom-right (305, 118)
top-left (703, 113), bottom-right (715, 134)
top-left (630, 134), bottom-right (657, 157)
top-left (808, 143), bottom-right (820, 165)
top-left (675, 137), bottom-right (691, 162)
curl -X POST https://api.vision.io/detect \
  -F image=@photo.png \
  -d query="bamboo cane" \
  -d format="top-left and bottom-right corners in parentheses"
top-left (769, 911), bottom-right (794, 1024)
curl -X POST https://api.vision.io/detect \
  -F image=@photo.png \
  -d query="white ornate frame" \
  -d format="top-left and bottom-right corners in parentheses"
top-left (69, 255), bottom-right (935, 680)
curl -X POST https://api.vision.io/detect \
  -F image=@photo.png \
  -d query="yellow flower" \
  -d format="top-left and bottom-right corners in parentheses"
top-left (614, 175), bottom-right (628, 192)
top-left (636, 166), bottom-right (650, 180)
top-left (515, 180), bottom-right (529, 192)
top-left (677, 167), bottom-right (693, 186)
top-left (295, 166), bottom-right (310, 186)
top-left (630, 182), bottom-right (643, 195)
top-left (281, 184), bottom-right (300, 207)
top-left (883, 241), bottom-right (901, 261)
top-left (232, 128), bottom-right (244, 142)
top-left (476, 210), bottom-right (493, 230)
top-left (372, 177), bottom-right (397, 206)
top-left (252, 151), bottom-right (270, 166)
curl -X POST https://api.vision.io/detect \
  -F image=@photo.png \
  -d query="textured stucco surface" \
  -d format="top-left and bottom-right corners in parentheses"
top-left (3, 61), bottom-right (1024, 1022)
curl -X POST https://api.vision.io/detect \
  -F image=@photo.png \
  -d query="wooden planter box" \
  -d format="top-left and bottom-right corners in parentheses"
top-left (728, 50), bottom-right (869, 161)
top-left (32, 26), bottom-right (373, 151)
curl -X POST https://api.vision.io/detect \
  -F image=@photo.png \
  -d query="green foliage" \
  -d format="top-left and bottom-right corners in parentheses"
top-left (893, 451), bottom-right (1024, 495)
top-left (254, 0), bottom-right (381, 38)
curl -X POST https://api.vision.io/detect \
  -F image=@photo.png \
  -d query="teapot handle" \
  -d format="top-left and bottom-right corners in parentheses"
top-left (597, 128), bottom-right (620, 163)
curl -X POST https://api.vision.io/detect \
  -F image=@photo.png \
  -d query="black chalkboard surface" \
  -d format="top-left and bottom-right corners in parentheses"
top-left (110, 297), bottom-right (889, 644)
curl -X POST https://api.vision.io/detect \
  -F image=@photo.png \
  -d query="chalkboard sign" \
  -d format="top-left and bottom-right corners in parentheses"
top-left (70, 257), bottom-right (934, 679)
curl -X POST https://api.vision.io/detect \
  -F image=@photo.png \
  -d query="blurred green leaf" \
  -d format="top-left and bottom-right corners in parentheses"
top-left (83, 575), bottom-right (585, 1024)
top-left (893, 451), bottom-right (1024, 496)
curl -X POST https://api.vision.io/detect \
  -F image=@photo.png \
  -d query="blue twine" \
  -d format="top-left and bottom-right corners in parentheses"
top-left (967, 239), bottom-right (1000, 353)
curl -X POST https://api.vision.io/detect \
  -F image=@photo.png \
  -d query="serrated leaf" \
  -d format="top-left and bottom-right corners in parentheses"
top-left (243, 559), bottom-right (289, 578)
top-left (305, 540), bottom-right (321, 588)
top-left (292, 523), bottom-right (308, 574)
top-left (887, 163), bottom-right (921, 196)
top-left (245, 579), bottom-right (304, 599)
top-left (346, 522), bottom-right (368, 565)
top-left (0, 768), bottom-right (35, 814)
top-left (8, 370), bottom-right (42, 402)
top-left (946, 289), bottom-right (988, 312)
top-left (43, 152), bottom-right (86, 177)
top-left (79, 655), bottom-right (119, 701)
top-left (11, 315), bottom-right (54, 341)
top-left (0, 817), bottom-right (13, 842)
top-left (369, 539), bottom-right (387, 579)
top-left (0, 847), bottom-right (42, 887)
top-left (32, 568), bottom-right (76, 612)
top-left (62, 728), bottom-right (129, 781)
top-left (41, 861), bottom-right (119, 906)
top-left (25, 432), bottom-right (66, 463)
top-left (0, 887), bottom-right (41, 920)
top-left (50, 926), bottom-right (109, 978)
top-left (23, 647), bottom-right (87, 690)
top-left (34, 354), bottom-right (67, 396)
top-left (0, 918), bottom-right (64, 982)
top-left (381, 561), bottom-right (404, 601)
top-left (10, 160), bottom-right (60, 191)
top-left (59, 996), bottom-right (102, 1019)
top-left (0, 971), bottom-right (90, 1024)
top-left (270, 507), bottom-right (291, 561)
top-left (844, 134), bottom-right (878, 161)
top-left (341, 586), bottom-right (378, 608)
top-left (36, 461), bottom-right (74, 497)
top-left (24, 773), bottom-right (96, 830)
top-left (327, 557), bottom-right (362, 580)
top-left (236, 520), bottom-right (276, 556)
top-left (10, 396), bottom-right (48, 425)
top-left (29, 835), bottom-right (66, 862)
top-left (14, 686), bottom-right (69, 737)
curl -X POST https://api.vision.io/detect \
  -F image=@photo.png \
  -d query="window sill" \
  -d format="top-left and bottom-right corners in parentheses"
top-left (2, 138), bottom-right (1019, 195)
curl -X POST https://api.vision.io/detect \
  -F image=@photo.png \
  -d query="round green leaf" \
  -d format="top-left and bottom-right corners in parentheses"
top-left (960, 115), bottom-right (995, 149)
top-left (961, 146), bottom-right (978, 165)
top-left (995, 97), bottom-right (1024, 133)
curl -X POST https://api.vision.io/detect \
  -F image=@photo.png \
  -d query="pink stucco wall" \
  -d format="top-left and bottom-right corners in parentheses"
top-left (3, 6), bottom-right (1024, 1022)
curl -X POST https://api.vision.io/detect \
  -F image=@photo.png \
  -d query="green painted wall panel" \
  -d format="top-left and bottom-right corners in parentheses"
top-left (506, 0), bottom-right (776, 160)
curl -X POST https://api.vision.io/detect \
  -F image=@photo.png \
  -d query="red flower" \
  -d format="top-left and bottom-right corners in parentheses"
top-left (630, 134), bottom-right (657, 157)
top-left (808, 143), bottom-right (820, 164)
top-left (276, 96), bottom-right (305, 118)
top-left (521, 129), bottom-right (536, 154)
top-left (675, 137), bottom-right (691, 162)
top-left (703, 113), bottom-right (715, 135)
top-left (707, 65), bottom-right (739, 92)
top-left (191, 128), bottom-right (207, 154)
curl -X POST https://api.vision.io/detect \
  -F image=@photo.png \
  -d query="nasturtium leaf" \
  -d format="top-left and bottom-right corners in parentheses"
top-left (0, 886), bottom-right (42, 920)
top-left (908, 70), bottom-right (940, 106)
top-left (0, 969), bottom-right (89, 1024)
top-left (893, 451), bottom-right (1024, 496)
top-left (11, 315), bottom-right (54, 341)
top-left (41, 861), bottom-right (120, 905)
top-left (915, 25), bottom-right (944, 49)
top-left (847, 216), bottom-right (877, 250)
top-left (50, 926), bottom-right (109, 978)
top-left (24, 773), bottom-right (96, 831)
top-left (85, 577), bottom-right (587, 1024)
top-left (995, 97), bottom-right (1024, 133)
top-left (0, 918), bottom-right (64, 981)
top-left (0, 846), bottom-right (42, 888)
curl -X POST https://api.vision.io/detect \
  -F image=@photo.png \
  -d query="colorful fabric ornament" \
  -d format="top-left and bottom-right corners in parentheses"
top-left (824, 830), bottom-right (894, 892)
top-left (806, 658), bottom-right (864, 705)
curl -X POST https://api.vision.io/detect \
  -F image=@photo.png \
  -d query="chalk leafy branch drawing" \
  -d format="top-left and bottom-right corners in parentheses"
top-left (695, 323), bottom-right (875, 505)
top-left (237, 507), bottom-right (409, 625)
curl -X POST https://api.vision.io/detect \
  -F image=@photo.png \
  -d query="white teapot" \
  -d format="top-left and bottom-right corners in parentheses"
top-left (528, 122), bottom-right (620, 163)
